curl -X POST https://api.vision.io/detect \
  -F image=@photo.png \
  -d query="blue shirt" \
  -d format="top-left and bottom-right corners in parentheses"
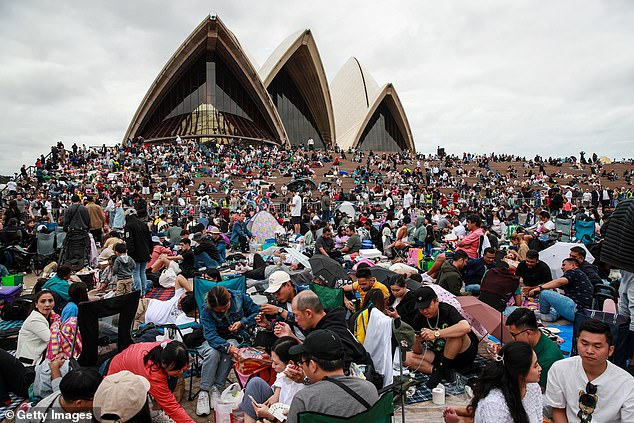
top-left (61, 301), bottom-right (78, 323)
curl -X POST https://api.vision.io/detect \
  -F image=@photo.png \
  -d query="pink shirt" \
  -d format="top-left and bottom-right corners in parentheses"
top-left (457, 228), bottom-right (483, 258)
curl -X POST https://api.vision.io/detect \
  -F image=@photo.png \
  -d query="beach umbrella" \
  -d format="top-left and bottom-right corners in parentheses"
top-left (282, 247), bottom-right (311, 270)
top-left (336, 201), bottom-right (356, 218)
top-left (309, 254), bottom-right (351, 288)
top-left (457, 296), bottom-right (513, 343)
top-left (540, 242), bottom-right (594, 278)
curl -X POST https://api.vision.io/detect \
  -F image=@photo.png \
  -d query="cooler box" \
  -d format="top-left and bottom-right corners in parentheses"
top-left (359, 249), bottom-right (382, 259)
top-left (0, 285), bottom-right (23, 302)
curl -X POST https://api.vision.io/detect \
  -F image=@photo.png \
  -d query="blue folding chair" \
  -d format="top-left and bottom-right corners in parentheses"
top-left (575, 219), bottom-right (595, 244)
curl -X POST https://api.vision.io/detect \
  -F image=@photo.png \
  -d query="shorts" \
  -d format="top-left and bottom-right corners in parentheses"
top-left (291, 216), bottom-right (301, 225)
top-left (433, 331), bottom-right (478, 369)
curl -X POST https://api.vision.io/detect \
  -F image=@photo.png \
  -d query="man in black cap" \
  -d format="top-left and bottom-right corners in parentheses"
top-left (285, 330), bottom-right (378, 422)
top-left (405, 286), bottom-right (478, 388)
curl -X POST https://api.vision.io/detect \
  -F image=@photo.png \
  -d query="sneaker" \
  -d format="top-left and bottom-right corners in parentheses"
top-left (210, 386), bottom-right (221, 410)
top-left (539, 312), bottom-right (557, 322)
top-left (151, 410), bottom-right (176, 423)
top-left (425, 370), bottom-right (444, 389)
top-left (196, 390), bottom-right (211, 416)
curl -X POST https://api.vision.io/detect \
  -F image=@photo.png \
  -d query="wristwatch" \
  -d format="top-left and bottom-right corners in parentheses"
top-left (434, 330), bottom-right (441, 339)
top-left (277, 307), bottom-right (284, 315)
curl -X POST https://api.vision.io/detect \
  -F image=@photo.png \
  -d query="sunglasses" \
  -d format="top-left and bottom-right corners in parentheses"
top-left (577, 382), bottom-right (597, 422)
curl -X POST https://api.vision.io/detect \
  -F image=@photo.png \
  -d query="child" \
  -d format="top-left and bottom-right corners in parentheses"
top-left (113, 242), bottom-right (135, 295)
top-left (239, 337), bottom-right (305, 422)
top-left (89, 255), bottom-right (117, 297)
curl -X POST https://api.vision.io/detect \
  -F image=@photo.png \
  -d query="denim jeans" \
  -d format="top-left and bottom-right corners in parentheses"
top-left (539, 289), bottom-right (577, 322)
top-left (238, 377), bottom-right (273, 419)
top-left (217, 243), bottom-right (227, 263)
top-left (196, 340), bottom-right (236, 391)
top-left (132, 262), bottom-right (151, 296)
top-left (464, 284), bottom-right (481, 295)
top-left (195, 252), bottom-right (220, 269)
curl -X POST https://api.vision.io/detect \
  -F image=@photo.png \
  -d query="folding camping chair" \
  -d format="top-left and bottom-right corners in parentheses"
top-left (297, 391), bottom-right (394, 423)
top-left (76, 290), bottom-right (141, 367)
top-left (555, 217), bottom-right (573, 242)
top-left (167, 226), bottom-right (183, 244)
top-left (34, 232), bottom-right (56, 276)
top-left (575, 219), bottom-right (596, 244)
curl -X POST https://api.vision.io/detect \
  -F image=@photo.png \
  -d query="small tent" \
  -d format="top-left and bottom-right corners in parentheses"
top-left (246, 210), bottom-right (284, 243)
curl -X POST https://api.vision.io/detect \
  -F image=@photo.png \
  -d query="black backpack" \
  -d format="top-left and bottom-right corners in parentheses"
top-left (1, 298), bottom-right (32, 321)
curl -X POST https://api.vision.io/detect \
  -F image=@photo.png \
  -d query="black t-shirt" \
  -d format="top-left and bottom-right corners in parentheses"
top-left (412, 303), bottom-right (467, 353)
top-left (562, 269), bottom-right (593, 310)
top-left (180, 249), bottom-right (196, 277)
top-left (516, 260), bottom-right (552, 287)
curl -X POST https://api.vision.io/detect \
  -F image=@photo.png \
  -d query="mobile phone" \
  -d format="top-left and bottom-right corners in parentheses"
top-left (387, 306), bottom-right (395, 312)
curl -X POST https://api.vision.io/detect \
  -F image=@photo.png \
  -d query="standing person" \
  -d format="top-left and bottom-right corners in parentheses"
top-left (113, 243), bottom-right (135, 295)
top-left (443, 342), bottom-right (542, 423)
top-left (290, 191), bottom-right (302, 234)
top-left (545, 319), bottom-right (634, 422)
top-left (124, 208), bottom-right (152, 296)
top-left (62, 194), bottom-right (91, 267)
top-left (403, 187), bottom-right (414, 214)
top-left (320, 190), bottom-right (332, 223)
top-left (85, 196), bottom-right (106, 246)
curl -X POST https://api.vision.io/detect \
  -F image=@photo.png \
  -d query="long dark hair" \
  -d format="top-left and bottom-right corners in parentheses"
top-left (360, 288), bottom-right (385, 312)
top-left (68, 281), bottom-right (89, 304)
top-left (468, 342), bottom-right (532, 423)
top-left (143, 341), bottom-right (189, 373)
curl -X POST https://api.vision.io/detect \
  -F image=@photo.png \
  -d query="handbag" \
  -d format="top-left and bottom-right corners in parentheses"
top-left (572, 309), bottom-right (630, 368)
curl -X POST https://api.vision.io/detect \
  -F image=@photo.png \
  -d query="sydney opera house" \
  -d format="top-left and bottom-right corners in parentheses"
top-left (124, 15), bottom-right (415, 152)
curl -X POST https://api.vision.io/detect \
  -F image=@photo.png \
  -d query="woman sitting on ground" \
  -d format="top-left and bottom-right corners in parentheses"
top-left (350, 289), bottom-right (386, 344)
top-left (17, 290), bottom-right (59, 366)
top-left (443, 342), bottom-right (542, 423)
top-left (384, 275), bottom-right (418, 326)
top-left (107, 340), bottom-right (194, 423)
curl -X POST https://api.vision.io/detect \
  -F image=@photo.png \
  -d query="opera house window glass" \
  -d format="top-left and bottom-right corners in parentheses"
top-left (357, 102), bottom-right (408, 151)
top-left (268, 68), bottom-right (324, 148)
top-left (138, 52), bottom-right (275, 142)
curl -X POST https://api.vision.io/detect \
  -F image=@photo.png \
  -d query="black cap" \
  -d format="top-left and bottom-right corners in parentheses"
top-left (289, 330), bottom-right (344, 361)
top-left (414, 286), bottom-right (438, 310)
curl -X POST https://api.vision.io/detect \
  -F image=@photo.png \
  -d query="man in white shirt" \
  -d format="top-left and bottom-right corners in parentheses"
top-left (403, 187), bottom-right (414, 212)
top-left (545, 319), bottom-right (634, 422)
top-left (289, 191), bottom-right (302, 234)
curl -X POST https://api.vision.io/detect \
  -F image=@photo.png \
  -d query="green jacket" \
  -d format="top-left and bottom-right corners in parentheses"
top-left (437, 261), bottom-right (463, 296)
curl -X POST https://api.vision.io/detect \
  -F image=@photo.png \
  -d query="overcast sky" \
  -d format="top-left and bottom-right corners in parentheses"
top-left (1, 0), bottom-right (633, 174)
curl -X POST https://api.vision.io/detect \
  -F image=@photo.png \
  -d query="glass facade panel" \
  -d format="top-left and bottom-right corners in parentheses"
top-left (357, 101), bottom-right (408, 151)
top-left (268, 68), bottom-right (324, 148)
top-left (138, 52), bottom-right (275, 142)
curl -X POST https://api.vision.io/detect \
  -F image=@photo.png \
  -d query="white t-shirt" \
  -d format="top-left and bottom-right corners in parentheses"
top-left (145, 288), bottom-right (195, 326)
top-left (291, 194), bottom-right (302, 217)
top-left (273, 371), bottom-right (305, 405)
top-left (545, 356), bottom-right (634, 422)
top-left (474, 383), bottom-right (542, 423)
top-left (539, 220), bottom-right (556, 232)
top-left (403, 192), bottom-right (414, 209)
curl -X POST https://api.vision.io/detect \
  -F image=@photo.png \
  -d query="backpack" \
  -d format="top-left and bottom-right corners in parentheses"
top-left (1, 298), bottom-right (32, 321)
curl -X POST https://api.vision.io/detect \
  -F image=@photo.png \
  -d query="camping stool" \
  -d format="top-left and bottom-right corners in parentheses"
top-left (0, 285), bottom-right (23, 302)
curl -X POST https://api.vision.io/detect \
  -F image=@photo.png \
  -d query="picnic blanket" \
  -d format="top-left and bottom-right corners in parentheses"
top-left (405, 355), bottom-right (490, 404)
top-left (145, 286), bottom-right (175, 301)
top-left (0, 319), bottom-right (24, 331)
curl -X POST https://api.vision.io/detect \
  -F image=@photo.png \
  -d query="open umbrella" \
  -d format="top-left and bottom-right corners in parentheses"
top-left (287, 178), bottom-right (317, 192)
top-left (336, 201), bottom-right (356, 218)
top-left (367, 267), bottom-right (421, 291)
top-left (540, 242), bottom-right (594, 278)
top-left (457, 296), bottom-right (513, 343)
top-left (282, 247), bottom-right (311, 270)
top-left (309, 254), bottom-right (351, 288)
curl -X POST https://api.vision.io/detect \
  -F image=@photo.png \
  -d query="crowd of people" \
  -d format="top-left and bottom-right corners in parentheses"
top-left (0, 139), bottom-right (634, 422)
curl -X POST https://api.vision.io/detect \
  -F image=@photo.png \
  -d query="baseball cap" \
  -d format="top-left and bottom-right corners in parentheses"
top-left (151, 236), bottom-right (160, 243)
top-left (93, 370), bottom-right (150, 423)
top-left (413, 286), bottom-right (438, 310)
top-left (289, 329), bottom-right (344, 361)
top-left (209, 227), bottom-right (221, 234)
top-left (265, 271), bottom-right (291, 293)
top-left (124, 208), bottom-right (137, 217)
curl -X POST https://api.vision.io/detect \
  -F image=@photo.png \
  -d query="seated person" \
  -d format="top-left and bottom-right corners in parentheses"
top-left (338, 224), bottom-right (362, 255)
top-left (152, 238), bottom-right (196, 279)
top-left (42, 264), bottom-right (72, 303)
top-left (515, 249), bottom-right (553, 287)
top-left (436, 249), bottom-right (469, 296)
top-left (405, 287), bottom-right (478, 388)
top-left (107, 340), bottom-right (194, 423)
top-left (545, 319), bottom-right (634, 422)
top-left (385, 220), bottom-right (410, 253)
top-left (147, 235), bottom-right (173, 273)
top-left (286, 330), bottom-right (379, 423)
top-left (256, 271), bottom-right (307, 343)
top-left (385, 274), bottom-right (419, 326)
top-left (17, 290), bottom-right (58, 366)
top-left (505, 307), bottom-right (563, 391)
top-left (196, 286), bottom-right (260, 416)
top-left (92, 370), bottom-right (152, 423)
top-left (242, 253), bottom-right (296, 281)
top-left (240, 337), bottom-right (305, 423)
top-left (569, 246), bottom-right (603, 286)
top-left (455, 214), bottom-right (484, 259)
top-left (478, 261), bottom-right (522, 314)
top-left (462, 247), bottom-right (497, 294)
top-left (343, 266), bottom-right (390, 311)
top-left (23, 368), bottom-right (102, 423)
top-left (193, 230), bottom-right (221, 269)
top-left (525, 258), bottom-right (593, 322)
top-left (314, 227), bottom-right (336, 257)
top-left (209, 227), bottom-right (227, 263)
top-left (351, 289), bottom-right (386, 344)
top-left (133, 276), bottom-right (196, 330)
top-left (89, 255), bottom-right (117, 296)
